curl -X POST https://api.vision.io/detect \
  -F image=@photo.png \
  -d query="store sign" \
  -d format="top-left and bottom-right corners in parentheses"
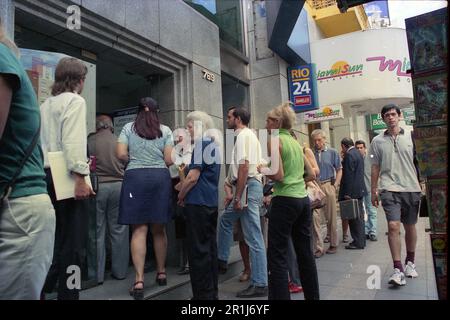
top-left (310, 28), bottom-right (414, 106)
top-left (316, 61), bottom-right (364, 81)
top-left (288, 64), bottom-right (318, 113)
top-left (303, 104), bottom-right (344, 123)
top-left (366, 114), bottom-right (387, 130)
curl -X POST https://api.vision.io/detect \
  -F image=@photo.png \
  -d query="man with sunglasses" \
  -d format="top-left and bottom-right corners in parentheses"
top-left (370, 104), bottom-right (421, 287)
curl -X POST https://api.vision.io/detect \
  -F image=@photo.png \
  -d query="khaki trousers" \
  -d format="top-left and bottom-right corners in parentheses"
top-left (312, 207), bottom-right (324, 254)
top-left (316, 182), bottom-right (338, 248)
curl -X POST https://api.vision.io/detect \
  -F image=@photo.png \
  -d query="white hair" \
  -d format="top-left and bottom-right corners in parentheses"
top-left (186, 110), bottom-right (216, 137)
top-left (311, 129), bottom-right (327, 140)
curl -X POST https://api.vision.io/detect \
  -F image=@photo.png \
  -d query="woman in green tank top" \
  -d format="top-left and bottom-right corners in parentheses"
top-left (258, 102), bottom-right (320, 300)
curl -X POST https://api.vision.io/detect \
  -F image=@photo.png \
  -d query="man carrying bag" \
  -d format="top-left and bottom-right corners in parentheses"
top-left (338, 138), bottom-right (367, 250)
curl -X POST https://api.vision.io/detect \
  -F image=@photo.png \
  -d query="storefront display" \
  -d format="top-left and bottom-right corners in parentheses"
top-left (406, 7), bottom-right (448, 300)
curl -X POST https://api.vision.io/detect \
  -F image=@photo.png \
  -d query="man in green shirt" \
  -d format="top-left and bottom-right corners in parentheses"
top-left (0, 22), bottom-right (55, 300)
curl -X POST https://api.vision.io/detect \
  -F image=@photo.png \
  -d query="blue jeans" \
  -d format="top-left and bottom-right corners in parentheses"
top-left (364, 194), bottom-right (377, 236)
top-left (217, 178), bottom-right (267, 287)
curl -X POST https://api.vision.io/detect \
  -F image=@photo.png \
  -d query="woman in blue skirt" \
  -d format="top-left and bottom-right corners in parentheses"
top-left (117, 97), bottom-right (174, 299)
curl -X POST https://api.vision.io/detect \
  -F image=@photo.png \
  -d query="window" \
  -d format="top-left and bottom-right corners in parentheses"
top-left (185, 0), bottom-right (244, 53)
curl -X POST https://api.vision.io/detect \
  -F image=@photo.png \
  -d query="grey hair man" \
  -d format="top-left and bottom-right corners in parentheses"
top-left (311, 129), bottom-right (342, 255)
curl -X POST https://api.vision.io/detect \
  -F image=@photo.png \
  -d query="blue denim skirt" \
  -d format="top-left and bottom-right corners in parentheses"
top-left (118, 168), bottom-right (172, 225)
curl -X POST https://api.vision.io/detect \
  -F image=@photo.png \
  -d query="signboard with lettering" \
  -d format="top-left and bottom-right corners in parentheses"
top-left (288, 64), bottom-right (318, 113)
top-left (302, 104), bottom-right (344, 123)
top-left (366, 113), bottom-right (387, 131)
top-left (113, 107), bottom-right (138, 137)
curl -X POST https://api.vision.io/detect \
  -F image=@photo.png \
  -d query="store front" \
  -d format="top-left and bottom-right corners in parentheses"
top-left (301, 27), bottom-right (416, 147)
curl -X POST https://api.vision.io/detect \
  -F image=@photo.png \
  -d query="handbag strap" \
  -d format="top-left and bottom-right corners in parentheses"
top-left (1, 119), bottom-right (41, 200)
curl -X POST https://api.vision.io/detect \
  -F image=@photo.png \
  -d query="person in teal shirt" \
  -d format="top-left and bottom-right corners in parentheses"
top-left (258, 102), bottom-right (320, 300)
top-left (0, 21), bottom-right (56, 299)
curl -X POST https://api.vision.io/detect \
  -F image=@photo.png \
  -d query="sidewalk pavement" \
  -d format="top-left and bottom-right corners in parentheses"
top-left (219, 206), bottom-right (438, 300)
top-left (80, 206), bottom-right (438, 300)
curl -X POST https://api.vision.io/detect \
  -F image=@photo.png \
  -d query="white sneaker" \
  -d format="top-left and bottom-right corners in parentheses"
top-left (404, 261), bottom-right (419, 278)
top-left (389, 268), bottom-right (406, 286)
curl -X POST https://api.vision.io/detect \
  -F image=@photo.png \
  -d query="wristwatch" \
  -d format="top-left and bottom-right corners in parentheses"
top-left (234, 197), bottom-right (240, 203)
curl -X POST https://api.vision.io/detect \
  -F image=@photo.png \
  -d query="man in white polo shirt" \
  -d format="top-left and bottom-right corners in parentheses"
top-left (370, 104), bottom-right (421, 287)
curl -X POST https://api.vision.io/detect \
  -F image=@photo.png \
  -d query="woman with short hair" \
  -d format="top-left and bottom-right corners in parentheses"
top-left (177, 111), bottom-right (221, 300)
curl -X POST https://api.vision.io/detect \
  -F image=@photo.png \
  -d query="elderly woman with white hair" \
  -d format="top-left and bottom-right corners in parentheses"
top-left (177, 110), bottom-right (221, 300)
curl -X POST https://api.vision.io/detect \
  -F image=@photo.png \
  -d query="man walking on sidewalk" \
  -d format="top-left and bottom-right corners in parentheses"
top-left (370, 104), bottom-right (422, 287)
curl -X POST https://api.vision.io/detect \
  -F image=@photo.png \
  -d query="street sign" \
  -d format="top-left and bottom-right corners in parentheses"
top-left (288, 64), bottom-right (318, 113)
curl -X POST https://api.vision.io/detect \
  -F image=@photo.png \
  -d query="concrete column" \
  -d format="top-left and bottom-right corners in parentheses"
top-left (0, 0), bottom-right (14, 40)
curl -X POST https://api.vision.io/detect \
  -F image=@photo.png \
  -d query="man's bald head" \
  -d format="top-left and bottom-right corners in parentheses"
top-left (96, 114), bottom-right (113, 132)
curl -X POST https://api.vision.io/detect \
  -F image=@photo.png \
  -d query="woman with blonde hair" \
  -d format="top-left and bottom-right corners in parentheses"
top-left (0, 20), bottom-right (56, 299)
top-left (177, 111), bottom-right (221, 300)
top-left (258, 102), bottom-right (320, 300)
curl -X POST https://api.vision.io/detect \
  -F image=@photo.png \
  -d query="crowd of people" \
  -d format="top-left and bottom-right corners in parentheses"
top-left (0, 19), bottom-right (423, 300)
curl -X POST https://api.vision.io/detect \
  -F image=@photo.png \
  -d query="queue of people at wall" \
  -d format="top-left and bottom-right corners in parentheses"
top-left (3, 19), bottom-right (422, 300)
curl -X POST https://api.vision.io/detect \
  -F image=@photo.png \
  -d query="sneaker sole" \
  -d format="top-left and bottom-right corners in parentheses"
top-left (388, 279), bottom-right (406, 286)
top-left (405, 273), bottom-right (418, 278)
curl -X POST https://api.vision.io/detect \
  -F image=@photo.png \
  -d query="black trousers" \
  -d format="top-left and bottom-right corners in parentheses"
top-left (184, 204), bottom-right (218, 300)
top-left (268, 196), bottom-right (320, 300)
top-left (348, 199), bottom-right (366, 248)
top-left (42, 169), bottom-right (89, 300)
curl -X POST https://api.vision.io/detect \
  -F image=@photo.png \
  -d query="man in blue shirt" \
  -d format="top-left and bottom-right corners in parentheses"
top-left (177, 111), bottom-right (221, 300)
top-left (311, 129), bottom-right (342, 255)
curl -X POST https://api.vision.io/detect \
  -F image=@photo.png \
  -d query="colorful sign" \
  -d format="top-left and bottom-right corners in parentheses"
top-left (366, 114), bottom-right (387, 131)
top-left (366, 56), bottom-right (411, 77)
top-left (316, 60), bottom-right (364, 81)
top-left (303, 104), bottom-right (344, 123)
top-left (288, 64), bottom-right (318, 113)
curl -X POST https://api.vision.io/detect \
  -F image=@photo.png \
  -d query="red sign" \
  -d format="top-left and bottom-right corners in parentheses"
top-left (295, 95), bottom-right (311, 106)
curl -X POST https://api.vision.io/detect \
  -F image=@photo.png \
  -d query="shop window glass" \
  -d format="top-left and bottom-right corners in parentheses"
top-left (185, 0), bottom-right (244, 53)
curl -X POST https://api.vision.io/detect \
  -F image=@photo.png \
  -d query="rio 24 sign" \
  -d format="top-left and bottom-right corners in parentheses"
top-left (288, 64), bottom-right (319, 113)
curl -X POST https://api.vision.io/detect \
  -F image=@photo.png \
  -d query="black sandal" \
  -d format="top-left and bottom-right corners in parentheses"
top-left (129, 281), bottom-right (144, 300)
top-left (156, 272), bottom-right (167, 286)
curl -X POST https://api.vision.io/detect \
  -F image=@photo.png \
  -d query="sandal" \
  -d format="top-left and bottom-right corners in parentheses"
top-left (129, 281), bottom-right (144, 300)
top-left (156, 272), bottom-right (167, 286)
